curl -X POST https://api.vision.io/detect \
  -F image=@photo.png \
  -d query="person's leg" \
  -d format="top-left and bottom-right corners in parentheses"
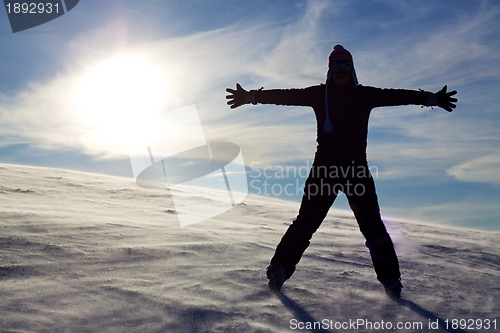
top-left (270, 164), bottom-right (337, 279)
top-left (345, 168), bottom-right (400, 283)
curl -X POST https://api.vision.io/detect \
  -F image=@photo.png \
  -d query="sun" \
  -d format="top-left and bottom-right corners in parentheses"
top-left (73, 55), bottom-right (168, 148)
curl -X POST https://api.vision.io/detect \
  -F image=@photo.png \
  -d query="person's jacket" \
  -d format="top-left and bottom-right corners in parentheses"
top-left (255, 84), bottom-right (427, 163)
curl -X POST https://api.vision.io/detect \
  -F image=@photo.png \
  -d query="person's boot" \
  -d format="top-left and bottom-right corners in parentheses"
top-left (382, 277), bottom-right (403, 298)
top-left (266, 264), bottom-right (287, 292)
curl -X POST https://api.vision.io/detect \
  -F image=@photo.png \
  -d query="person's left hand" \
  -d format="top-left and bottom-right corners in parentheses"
top-left (435, 85), bottom-right (458, 112)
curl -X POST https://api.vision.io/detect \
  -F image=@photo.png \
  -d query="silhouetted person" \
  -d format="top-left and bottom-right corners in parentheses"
top-left (226, 45), bottom-right (457, 298)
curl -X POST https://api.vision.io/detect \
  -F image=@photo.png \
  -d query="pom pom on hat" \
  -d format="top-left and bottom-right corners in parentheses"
top-left (328, 44), bottom-right (353, 63)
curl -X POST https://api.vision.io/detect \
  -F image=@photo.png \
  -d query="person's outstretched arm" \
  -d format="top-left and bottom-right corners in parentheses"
top-left (226, 83), bottom-right (320, 109)
top-left (368, 85), bottom-right (458, 112)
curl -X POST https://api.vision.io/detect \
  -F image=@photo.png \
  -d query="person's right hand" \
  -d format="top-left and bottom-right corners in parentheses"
top-left (226, 83), bottom-right (249, 109)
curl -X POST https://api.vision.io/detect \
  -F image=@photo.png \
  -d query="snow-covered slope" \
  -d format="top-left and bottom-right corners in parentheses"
top-left (1, 164), bottom-right (499, 332)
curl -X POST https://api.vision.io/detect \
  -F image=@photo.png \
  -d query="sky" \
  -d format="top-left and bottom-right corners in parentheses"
top-left (1, 0), bottom-right (500, 231)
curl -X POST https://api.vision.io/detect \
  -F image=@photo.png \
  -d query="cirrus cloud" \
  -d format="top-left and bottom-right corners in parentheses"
top-left (447, 155), bottom-right (500, 184)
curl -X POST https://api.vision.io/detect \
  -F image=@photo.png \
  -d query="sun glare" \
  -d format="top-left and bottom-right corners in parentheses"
top-left (74, 55), bottom-right (168, 148)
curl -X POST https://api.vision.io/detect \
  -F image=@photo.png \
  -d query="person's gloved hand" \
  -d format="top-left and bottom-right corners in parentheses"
top-left (428, 85), bottom-right (458, 112)
top-left (226, 83), bottom-right (256, 109)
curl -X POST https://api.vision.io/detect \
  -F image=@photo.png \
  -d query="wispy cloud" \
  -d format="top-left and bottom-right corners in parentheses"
top-left (0, 0), bottom-right (330, 164)
top-left (447, 155), bottom-right (500, 184)
top-left (367, 104), bottom-right (500, 180)
top-left (386, 195), bottom-right (500, 231)
top-left (355, 0), bottom-right (500, 88)
top-left (356, 1), bottom-right (500, 182)
top-left (1, 0), bottom-right (499, 183)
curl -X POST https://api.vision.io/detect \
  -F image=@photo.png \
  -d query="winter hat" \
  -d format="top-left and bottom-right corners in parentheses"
top-left (326, 45), bottom-right (358, 84)
top-left (324, 45), bottom-right (359, 133)
top-left (328, 44), bottom-right (353, 63)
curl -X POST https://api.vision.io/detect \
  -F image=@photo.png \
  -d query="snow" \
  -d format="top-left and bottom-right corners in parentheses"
top-left (1, 163), bottom-right (499, 332)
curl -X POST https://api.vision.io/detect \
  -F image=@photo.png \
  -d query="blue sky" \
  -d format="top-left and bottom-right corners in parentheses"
top-left (1, 0), bottom-right (500, 231)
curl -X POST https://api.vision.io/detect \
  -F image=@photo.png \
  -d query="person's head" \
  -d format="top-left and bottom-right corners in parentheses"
top-left (326, 45), bottom-right (358, 86)
top-left (323, 45), bottom-right (358, 132)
